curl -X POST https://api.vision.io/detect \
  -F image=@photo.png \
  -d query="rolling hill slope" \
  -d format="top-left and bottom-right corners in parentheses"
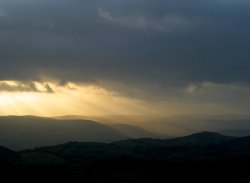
top-left (0, 132), bottom-right (250, 182)
top-left (0, 116), bottom-right (128, 150)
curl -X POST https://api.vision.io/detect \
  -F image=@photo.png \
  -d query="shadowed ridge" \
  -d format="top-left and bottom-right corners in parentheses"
top-left (33, 141), bottom-right (127, 164)
top-left (0, 116), bottom-right (128, 150)
top-left (0, 146), bottom-right (18, 165)
top-left (113, 131), bottom-right (235, 148)
top-left (164, 131), bottom-right (235, 146)
top-left (183, 131), bottom-right (234, 141)
top-left (223, 135), bottom-right (250, 154)
top-left (0, 131), bottom-right (249, 168)
top-left (0, 145), bottom-right (16, 156)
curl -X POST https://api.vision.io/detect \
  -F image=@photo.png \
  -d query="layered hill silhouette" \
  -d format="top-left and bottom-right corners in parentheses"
top-left (0, 116), bottom-right (159, 150)
top-left (1, 116), bottom-right (250, 182)
top-left (2, 115), bottom-right (250, 151)
top-left (0, 131), bottom-right (250, 182)
top-left (20, 131), bottom-right (250, 164)
top-left (1, 131), bottom-right (250, 165)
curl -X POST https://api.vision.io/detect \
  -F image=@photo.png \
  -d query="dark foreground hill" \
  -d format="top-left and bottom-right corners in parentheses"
top-left (0, 132), bottom-right (250, 182)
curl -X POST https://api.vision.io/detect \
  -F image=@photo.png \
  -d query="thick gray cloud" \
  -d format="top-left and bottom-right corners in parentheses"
top-left (0, 0), bottom-right (250, 93)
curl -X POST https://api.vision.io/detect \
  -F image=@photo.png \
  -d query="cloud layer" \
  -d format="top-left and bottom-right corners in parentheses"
top-left (0, 0), bottom-right (250, 116)
top-left (98, 8), bottom-right (192, 32)
top-left (0, 81), bottom-right (54, 93)
top-left (0, 0), bottom-right (249, 84)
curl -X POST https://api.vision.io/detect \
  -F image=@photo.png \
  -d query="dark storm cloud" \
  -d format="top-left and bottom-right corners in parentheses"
top-left (0, 0), bottom-right (250, 91)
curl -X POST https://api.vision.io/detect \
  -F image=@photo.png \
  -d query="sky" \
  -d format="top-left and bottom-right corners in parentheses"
top-left (0, 0), bottom-right (250, 118)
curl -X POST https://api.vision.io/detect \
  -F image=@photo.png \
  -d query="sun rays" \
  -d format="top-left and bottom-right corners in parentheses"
top-left (0, 80), bottom-right (159, 117)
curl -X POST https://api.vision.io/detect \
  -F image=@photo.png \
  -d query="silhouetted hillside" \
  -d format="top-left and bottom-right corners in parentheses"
top-left (16, 131), bottom-right (249, 164)
top-left (0, 146), bottom-right (18, 165)
top-left (166, 131), bottom-right (235, 146)
top-left (0, 116), bottom-right (128, 150)
top-left (0, 116), bottom-right (166, 150)
top-left (1, 132), bottom-right (250, 182)
top-left (113, 131), bottom-right (234, 149)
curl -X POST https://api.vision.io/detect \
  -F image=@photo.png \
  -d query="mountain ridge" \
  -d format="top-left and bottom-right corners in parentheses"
top-left (1, 131), bottom-right (250, 182)
top-left (0, 116), bottom-right (164, 150)
top-left (13, 131), bottom-right (250, 164)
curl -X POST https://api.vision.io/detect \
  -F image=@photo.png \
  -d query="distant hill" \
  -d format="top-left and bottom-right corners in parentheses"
top-left (109, 124), bottom-right (162, 138)
top-left (0, 116), bottom-right (168, 150)
top-left (55, 116), bottom-right (164, 138)
top-left (219, 129), bottom-right (250, 137)
top-left (1, 116), bottom-right (250, 163)
top-left (0, 116), bottom-right (128, 150)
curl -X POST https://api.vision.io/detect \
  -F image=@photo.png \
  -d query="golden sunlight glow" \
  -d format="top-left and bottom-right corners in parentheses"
top-left (0, 80), bottom-right (238, 117)
top-left (0, 80), bottom-right (167, 117)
